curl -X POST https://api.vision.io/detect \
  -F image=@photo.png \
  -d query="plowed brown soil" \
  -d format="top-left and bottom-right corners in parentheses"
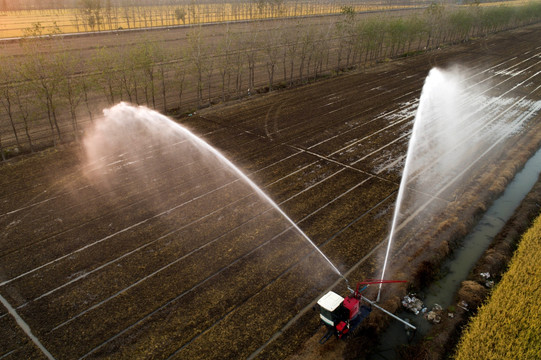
top-left (1, 24), bottom-right (540, 360)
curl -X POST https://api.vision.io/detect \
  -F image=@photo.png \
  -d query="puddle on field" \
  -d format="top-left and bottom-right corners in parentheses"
top-left (368, 145), bottom-right (541, 360)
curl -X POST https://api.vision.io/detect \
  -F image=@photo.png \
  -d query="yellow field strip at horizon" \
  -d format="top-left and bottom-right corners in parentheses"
top-left (1, 2), bottom-right (421, 39)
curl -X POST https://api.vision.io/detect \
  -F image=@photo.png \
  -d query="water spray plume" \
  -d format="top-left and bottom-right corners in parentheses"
top-left (86, 103), bottom-right (345, 281)
top-left (376, 67), bottom-right (530, 302)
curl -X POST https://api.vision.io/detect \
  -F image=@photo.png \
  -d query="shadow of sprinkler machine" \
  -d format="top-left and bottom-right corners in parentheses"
top-left (316, 280), bottom-right (416, 344)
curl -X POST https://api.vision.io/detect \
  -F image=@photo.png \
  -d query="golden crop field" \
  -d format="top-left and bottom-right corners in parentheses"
top-left (0, 1), bottom-right (421, 38)
top-left (455, 213), bottom-right (541, 359)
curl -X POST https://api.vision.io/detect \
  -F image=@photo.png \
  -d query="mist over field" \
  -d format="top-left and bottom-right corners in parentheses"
top-left (1, 1), bottom-right (541, 359)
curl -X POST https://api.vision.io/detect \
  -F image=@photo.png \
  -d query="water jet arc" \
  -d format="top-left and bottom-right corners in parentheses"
top-left (107, 103), bottom-right (346, 281)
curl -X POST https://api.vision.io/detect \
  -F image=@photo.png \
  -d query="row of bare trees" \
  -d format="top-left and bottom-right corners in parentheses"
top-left (3, 0), bottom-right (391, 34)
top-left (1, 2), bottom-right (541, 160)
top-left (1, 0), bottom-right (289, 12)
top-left (71, 0), bottom-right (341, 32)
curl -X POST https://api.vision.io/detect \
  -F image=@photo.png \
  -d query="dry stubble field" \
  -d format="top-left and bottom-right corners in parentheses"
top-left (1, 24), bottom-right (541, 359)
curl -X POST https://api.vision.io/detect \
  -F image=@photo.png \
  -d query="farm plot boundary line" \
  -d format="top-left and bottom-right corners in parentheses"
top-left (0, 294), bottom-right (55, 360)
top-left (0, 349), bottom-right (17, 359)
top-left (290, 144), bottom-right (453, 206)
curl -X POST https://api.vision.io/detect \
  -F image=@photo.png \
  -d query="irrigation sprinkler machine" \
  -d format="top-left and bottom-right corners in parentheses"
top-left (316, 279), bottom-right (416, 344)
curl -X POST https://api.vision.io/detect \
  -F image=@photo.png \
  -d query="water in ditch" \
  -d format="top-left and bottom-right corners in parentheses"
top-left (369, 144), bottom-right (541, 360)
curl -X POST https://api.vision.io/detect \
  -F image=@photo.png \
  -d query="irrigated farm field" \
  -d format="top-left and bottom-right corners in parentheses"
top-left (1, 24), bottom-right (541, 360)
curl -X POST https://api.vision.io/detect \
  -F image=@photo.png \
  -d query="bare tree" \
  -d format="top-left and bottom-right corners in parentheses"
top-left (231, 32), bottom-right (245, 97)
top-left (57, 50), bottom-right (85, 142)
top-left (262, 24), bottom-right (280, 90)
top-left (118, 46), bottom-right (139, 103)
top-left (244, 25), bottom-right (259, 91)
top-left (19, 39), bottom-right (65, 145)
top-left (187, 26), bottom-right (207, 107)
top-left (282, 23), bottom-right (299, 85)
top-left (92, 46), bottom-right (123, 104)
top-left (0, 58), bottom-right (22, 151)
top-left (424, 3), bottom-right (445, 49)
top-left (217, 26), bottom-right (234, 101)
top-left (298, 23), bottom-right (315, 82)
top-left (81, 73), bottom-right (96, 123)
top-left (80, 0), bottom-right (103, 31)
top-left (204, 50), bottom-right (214, 104)
top-left (175, 7), bottom-right (186, 24)
top-left (173, 58), bottom-right (187, 112)
top-left (135, 39), bottom-right (158, 108)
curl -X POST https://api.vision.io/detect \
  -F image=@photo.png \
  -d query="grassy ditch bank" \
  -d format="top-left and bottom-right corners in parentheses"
top-left (400, 170), bottom-right (541, 360)
top-left (454, 211), bottom-right (541, 359)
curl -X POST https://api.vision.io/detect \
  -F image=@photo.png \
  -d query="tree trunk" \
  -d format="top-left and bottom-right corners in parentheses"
top-left (2, 96), bottom-right (21, 149)
top-left (0, 137), bottom-right (5, 162)
top-left (161, 66), bottom-right (166, 112)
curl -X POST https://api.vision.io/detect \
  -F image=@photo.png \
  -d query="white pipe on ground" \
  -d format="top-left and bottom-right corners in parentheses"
top-left (362, 296), bottom-right (417, 330)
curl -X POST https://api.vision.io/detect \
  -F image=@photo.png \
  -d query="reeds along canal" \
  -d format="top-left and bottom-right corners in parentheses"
top-left (368, 145), bottom-right (541, 359)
